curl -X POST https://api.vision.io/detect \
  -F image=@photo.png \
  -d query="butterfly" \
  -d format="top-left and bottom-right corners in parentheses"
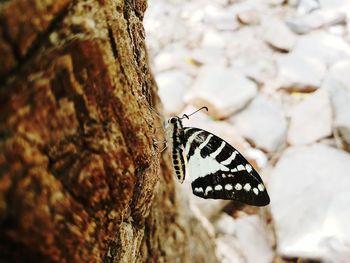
top-left (165, 107), bottom-right (270, 207)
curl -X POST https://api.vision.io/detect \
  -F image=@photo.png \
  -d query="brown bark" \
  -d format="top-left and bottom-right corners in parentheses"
top-left (0, 0), bottom-right (217, 262)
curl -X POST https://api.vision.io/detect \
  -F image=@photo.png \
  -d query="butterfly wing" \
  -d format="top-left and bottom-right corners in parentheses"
top-left (182, 127), bottom-right (270, 206)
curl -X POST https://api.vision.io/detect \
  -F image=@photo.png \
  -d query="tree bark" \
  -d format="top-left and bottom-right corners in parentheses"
top-left (0, 0), bottom-right (217, 262)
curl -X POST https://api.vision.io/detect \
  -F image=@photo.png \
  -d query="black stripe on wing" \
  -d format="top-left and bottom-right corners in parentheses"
top-left (183, 127), bottom-right (265, 184)
top-left (182, 127), bottom-right (220, 159)
top-left (191, 170), bottom-right (270, 206)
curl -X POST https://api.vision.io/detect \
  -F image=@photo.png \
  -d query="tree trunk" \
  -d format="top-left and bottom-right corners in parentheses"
top-left (0, 0), bottom-right (217, 262)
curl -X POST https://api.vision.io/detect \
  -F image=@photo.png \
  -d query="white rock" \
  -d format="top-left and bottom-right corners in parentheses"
top-left (226, 27), bottom-right (273, 68)
top-left (174, 183), bottom-right (219, 262)
top-left (276, 51), bottom-right (326, 91)
top-left (182, 177), bottom-right (231, 220)
top-left (275, 31), bottom-right (350, 90)
top-left (224, 27), bottom-right (275, 79)
top-left (146, 15), bottom-right (188, 48)
top-left (185, 66), bottom-right (257, 119)
top-left (264, 0), bottom-right (285, 5)
top-left (287, 0), bottom-right (299, 7)
top-left (156, 70), bottom-right (191, 115)
top-left (269, 144), bottom-right (350, 261)
top-left (245, 59), bottom-right (277, 85)
top-left (203, 6), bottom-right (240, 31)
top-left (216, 235), bottom-right (245, 263)
top-left (153, 45), bottom-right (198, 75)
top-left (287, 89), bottom-right (332, 145)
top-left (322, 60), bottom-right (350, 93)
top-left (188, 197), bottom-right (216, 237)
top-left (191, 47), bottom-right (227, 66)
top-left (214, 213), bottom-right (237, 236)
top-left (296, 0), bottom-right (320, 14)
top-left (319, 0), bottom-right (349, 9)
top-left (328, 24), bottom-right (346, 36)
top-left (230, 95), bottom-right (287, 152)
top-left (292, 31), bottom-right (350, 66)
top-left (237, 8), bottom-right (260, 25)
top-left (235, 215), bottom-right (274, 263)
top-left (244, 148), bottom-right (269, 170)
top-left (211, 17), bottom-right (241, 32)
top-left (286, 10), bottom-right (346, 34)
top-left (175, 182), bottom-right (216, 235)
top-left (263, 18), bottom-right (297, 52)
top-left (322, 60), bottom-right (350, 151)
top-left (201, 30), bottom-right (226, 49)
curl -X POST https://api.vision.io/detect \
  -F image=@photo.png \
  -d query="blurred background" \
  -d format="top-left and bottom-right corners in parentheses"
top-left (145, 0), bottom-right (350, 262)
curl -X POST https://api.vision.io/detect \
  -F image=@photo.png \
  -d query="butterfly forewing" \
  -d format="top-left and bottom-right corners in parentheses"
top-left (182, 127), bottom-right (270, 206)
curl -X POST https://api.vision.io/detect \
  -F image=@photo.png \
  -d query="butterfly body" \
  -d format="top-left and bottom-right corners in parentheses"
top-left (166, 117), bottom-right (187, 183)
top-left (166, 116), bottom-right (270, 207)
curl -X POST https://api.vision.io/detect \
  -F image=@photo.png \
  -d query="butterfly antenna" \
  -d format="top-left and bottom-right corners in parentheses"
top-left (180, 106), bottom-right (208, 120)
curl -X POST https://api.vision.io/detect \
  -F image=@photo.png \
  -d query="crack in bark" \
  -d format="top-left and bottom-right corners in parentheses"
top-left (0, 15), bottom-right (21, 63)
top-left (123, 1), bottom-right (138, 69)
top-left (0, 1), bottom-right (72, 86)
top-left (121, 2), bottom-right (155, 112)
top-left (107, 26), bottom-right (118, 60)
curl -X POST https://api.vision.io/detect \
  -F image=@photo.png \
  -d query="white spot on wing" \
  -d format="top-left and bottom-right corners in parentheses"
top-left (245, 164), bottom-right (252, 173)
top-left (258, 184), bottom-right (265, 191)
top-left (225, 184), bottom-right (233, 191)
top-left (235, 183), bottom-right (242, 190)
top-left (194, 187), bottom-right (203, 193)
top-left (243, 183), bottom-right (251, 191)
top-left (253, 188), bottom-right (259, 195)
top-left (210, 141), bottom-right (226, 158)
top-left (231, 168), bottom-right (238, 172)
top-left (205, 186), bottom-right (213, 195)
top-left (237, 164), bottom-right (245, 171)
top-left (214, 185), bottom-right (223, 191)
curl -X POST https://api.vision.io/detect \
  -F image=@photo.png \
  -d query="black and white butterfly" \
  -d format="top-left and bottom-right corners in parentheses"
top-left (166, 107), bottom-right (270, 207)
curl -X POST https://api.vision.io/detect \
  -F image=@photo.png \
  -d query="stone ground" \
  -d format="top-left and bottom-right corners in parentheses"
top-left (145, 0), bottom-right (350, 262)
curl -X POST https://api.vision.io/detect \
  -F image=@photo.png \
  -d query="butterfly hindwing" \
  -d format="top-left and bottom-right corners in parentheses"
top-left (182, 127), bottom-right (270, 206)
top-left (190, 170), bottom-right (269, 206)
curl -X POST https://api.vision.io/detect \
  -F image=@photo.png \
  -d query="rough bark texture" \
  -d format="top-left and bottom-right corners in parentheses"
top-left (0, 0), bottom-right (217, 262)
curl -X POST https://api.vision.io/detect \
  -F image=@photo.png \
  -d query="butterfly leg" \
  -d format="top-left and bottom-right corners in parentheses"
top-left (153, 138), bottom-right (168, 153)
